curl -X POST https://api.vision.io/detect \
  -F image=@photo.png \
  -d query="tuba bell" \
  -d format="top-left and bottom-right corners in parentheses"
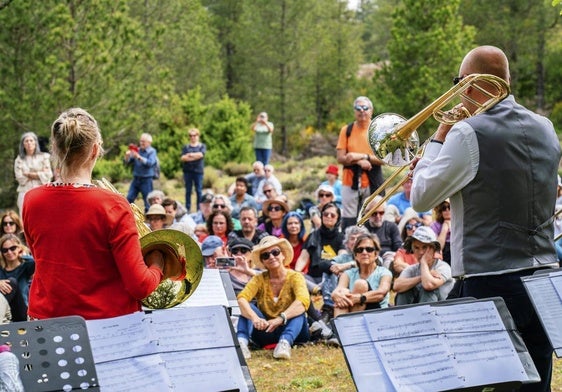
top-left (357, 73), bottom-right (510, 226)
top-left (95, 178), bottom-right (204, 309)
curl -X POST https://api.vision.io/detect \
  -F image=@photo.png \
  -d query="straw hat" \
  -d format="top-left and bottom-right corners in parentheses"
top-left (145, 204), bottom-right (174, 226)
top-left (250, 236), bottom-right (293, 269)
top-left (262, 196), bottom-right (290, 216)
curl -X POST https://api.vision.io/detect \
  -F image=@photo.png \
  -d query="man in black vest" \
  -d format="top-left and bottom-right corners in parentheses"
top-left (411, 46), bottom-right (561, 391)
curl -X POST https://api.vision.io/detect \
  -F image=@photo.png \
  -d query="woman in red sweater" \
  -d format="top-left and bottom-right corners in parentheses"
top-left (23, 108), bottom-right (165, 320)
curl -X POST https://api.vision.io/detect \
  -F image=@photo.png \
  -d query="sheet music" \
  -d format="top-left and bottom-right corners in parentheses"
top-left (162, 347), bottom-right (249, 391)
top-left (87, 312), bottom-right (157, 363)
top-left (435, 302), bottom-right (527, 385)
top-left (334, 300), bottom-right (529, 391)
top-left (86, 305), bottom-right (252, 391)
top-left (147, 306), bottom-right (235, 352)
top-left (95, 354), bottom-right (172, 391)
top-left (177, 268), bottom-right (230, 308)
top-left (523, 275), bottom-right (562, 353)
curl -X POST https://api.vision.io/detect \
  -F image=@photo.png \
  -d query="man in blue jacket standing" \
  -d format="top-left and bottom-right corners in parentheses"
top-left (125, 133), bottom-right (158, 212)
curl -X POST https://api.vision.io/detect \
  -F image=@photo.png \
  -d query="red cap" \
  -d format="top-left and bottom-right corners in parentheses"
top-left (326, 164), bottom-right (339, 176)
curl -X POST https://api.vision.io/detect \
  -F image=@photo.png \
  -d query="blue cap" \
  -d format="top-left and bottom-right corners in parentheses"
top-left (201, 235), bottom-right (223, 256)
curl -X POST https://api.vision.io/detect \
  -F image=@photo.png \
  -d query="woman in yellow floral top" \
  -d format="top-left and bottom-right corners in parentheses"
top-left (236, 236), bottom-right (310, 360)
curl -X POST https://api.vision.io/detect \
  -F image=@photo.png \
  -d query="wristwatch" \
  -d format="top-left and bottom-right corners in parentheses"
top-left (360, 294), bottom-right (367, 305)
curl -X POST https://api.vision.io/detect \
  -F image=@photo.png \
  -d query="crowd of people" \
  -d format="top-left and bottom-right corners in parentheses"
top-left (1, 44), bottom-right (561, 390)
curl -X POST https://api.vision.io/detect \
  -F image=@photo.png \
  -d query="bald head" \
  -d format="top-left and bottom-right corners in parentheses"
top-left (459, 46), bottom-right (510, 83)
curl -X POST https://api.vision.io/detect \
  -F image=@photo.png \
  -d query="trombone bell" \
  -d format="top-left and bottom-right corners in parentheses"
top-left (368, 113), bottom-right (420, 167)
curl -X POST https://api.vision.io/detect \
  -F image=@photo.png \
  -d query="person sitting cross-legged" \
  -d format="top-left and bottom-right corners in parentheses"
top-left (393, 226), bottom-right (454, 305)
top-left (236, 236), bottom-right (310, 360)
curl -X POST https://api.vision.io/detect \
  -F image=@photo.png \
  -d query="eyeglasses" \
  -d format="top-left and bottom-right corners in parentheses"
top-left (2, 221), bottom-right (15, 227)
top-left (267, 205), bottom-right (284, 212)
top-left (322, 212), bottom-right (337, 218)
top-left (405, 223), bottom-right (423, 230)
top-left (1, 245), bottom-right (18, 254)
top-left (318, 193), bottom-right (332, 198)
top-left (372, 211), bottom-right (385, 216)
top-left (263, 189), bottom-right (273, 194)
top-left (213, 204), bottom-right (226, 209)
top-left (355, 246), bottom-right (377, 254)
top-left (453, 75), bottom-right (465, 85)
top-left (441, 205), bottom-right (451, 211)
top-left (354, 105), bottom-right (370, 112)
top-left (260, 248), bottom-right (282, 261)
top-left (231, 248), bottom-right (250, 255)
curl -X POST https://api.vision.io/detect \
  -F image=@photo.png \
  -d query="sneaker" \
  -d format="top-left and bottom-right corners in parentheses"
top-left (239, 339), bottom-right (251, 360)
top-left (273, 339), bottom-right (291, 360)
top-left (326, 334), bottom-right (340, 347)
top-left (0, 351), bottom-right (24, 392)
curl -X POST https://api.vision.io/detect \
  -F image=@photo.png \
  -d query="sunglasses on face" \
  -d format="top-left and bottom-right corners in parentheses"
top-left (231, 248), bottom-right (250, 255)
top-left (318, 193), bottom-right (332, 198)
top-left (355, 246), bottom-right (377, 254)
top-left (268, 205), bottom-right (284, 212)
top-left (354, 105), bottom-right (370, 112)
top-left (2, 221), bottom-right (15, 227)
top-left (372, 211), bottom-right (385, 216)
top-left (213, 204), bottom-right (226, 209)
top-left (322, 212), bottom-right (337, 218)
top-left (441, 205), bottom-right (451, 211)
top-left (453, 75), bottom-right (465, 85)
top-left (1, 245), bottom-right (18, 254)
top-left (260, 248), bottom-right (282, 261)
top-left (406, 223), bottom-right (422, 230)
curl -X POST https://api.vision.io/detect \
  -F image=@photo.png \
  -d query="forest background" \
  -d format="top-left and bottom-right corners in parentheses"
top-left (0, 0), bottom-right (561, 208)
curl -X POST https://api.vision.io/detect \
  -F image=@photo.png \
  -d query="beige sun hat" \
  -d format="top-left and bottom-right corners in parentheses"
top-left (145, 204), bottom-right (174, 226)
top-left (250, 236), bottom-right (293, 269)
top-left (262, 196), bottom-right (290, 216)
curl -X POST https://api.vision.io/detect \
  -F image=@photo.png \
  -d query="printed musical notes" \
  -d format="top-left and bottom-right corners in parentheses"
top-left (333, 299), bottom-right (528, 392)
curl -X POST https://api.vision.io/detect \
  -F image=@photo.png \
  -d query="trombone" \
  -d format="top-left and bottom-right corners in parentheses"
top-left (357, 74), bottom-right (510, 226)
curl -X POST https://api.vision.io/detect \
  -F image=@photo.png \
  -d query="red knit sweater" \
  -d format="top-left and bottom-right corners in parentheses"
top-left (23, 184), bottom-right (162, 320)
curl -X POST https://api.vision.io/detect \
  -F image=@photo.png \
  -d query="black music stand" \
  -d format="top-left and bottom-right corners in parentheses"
top-left (332, 297), bottom-right (538, 392)
top-left (0, 316), bottom-right (99, 391)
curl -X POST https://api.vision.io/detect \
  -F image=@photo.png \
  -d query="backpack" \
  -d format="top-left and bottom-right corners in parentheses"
top-left (153, 158), bottom-right (161, 180)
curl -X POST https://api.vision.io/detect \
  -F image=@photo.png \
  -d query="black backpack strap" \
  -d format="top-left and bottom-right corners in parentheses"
top-left (346, 122), bottom-right (354, 139)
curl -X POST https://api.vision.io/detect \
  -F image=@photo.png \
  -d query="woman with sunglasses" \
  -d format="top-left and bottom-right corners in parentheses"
top-left (0, 211), bottom-right (26, 247)
top-left (309, 184), bottom-right (335, 230)
top-left (258, 196), bottom-right (289, 237)
top-left (390, 208), bottom-right (424, 277)
top-left (295, 203), bottom-right (346, 287)
top-left (331, 233), bottom-right (392, 317)
top-left (0, 234), bottom-right (34, 321)
top-left (236, 236), bottom-right (310, 360)
top-left (430, 200), bottom-right (451, 265)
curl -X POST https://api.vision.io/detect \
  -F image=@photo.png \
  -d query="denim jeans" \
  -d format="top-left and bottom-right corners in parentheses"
top-left (237, 302), bottom-right (309, 347)
top-left (126, 176), bottom-right (153, 212)
top-left (254, 149), bottom-right (271, 166)
top-left (460, 270), bottom-right (553, 392)
top-left (183, 171), bottom-right (203, 212)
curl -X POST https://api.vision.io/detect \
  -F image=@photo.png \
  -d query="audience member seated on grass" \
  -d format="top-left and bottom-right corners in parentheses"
top-left (145, 204), bottom-right (174, 231)
top-left (206, 210), bottom-right (234, 247)
top-left (190, 192), bottom-right (214, 225)
top-left (362, 196), bottom-right (402, 268)
top-left (295, 203), bottom-right (346, 288)
top-left (309, 184), bottom-right (336, 230)
top-left (194, 223), bottom-right (208, 244)
top-left (211, 194), bottom-right (241, 230)
top-left (258, 197), bottom-right (289, 237)
top-left (228, 161), bottom-right (265, 197)
top-left (1, 211), bottom-right (27, 247)
top-left (320, 164), bottom-right (342, 208)
top-left (321, 225), bottom-right (369, 318)
top-left (393, 226), bottom-right (454, 305)
top-left (281, 212), bottom-right (309, 271)
top-left (228, 206), bottom-right (268, 246)
top-left (237, 236), bottom-right (310, 360)
top-left (162, 197), bottom-right (196, 231)
top-left (201, 235), bottom-right (226, 269)
top-left (225, 237), bottom-right (258, 295)
top-left (0, 234), bottom-right (34, 322)
top-left (430, 199), bottom-right (452, 265)
top-left (230, 176), bottom-right (260, 220)
top-left (390, 208), bottom-right (423, 278)
top-left (147, 189), bottom-right (166, 206)
top-left (331, 233), bottom-right (392, 318)
top-left (254, 165), bottom-right (283, 206)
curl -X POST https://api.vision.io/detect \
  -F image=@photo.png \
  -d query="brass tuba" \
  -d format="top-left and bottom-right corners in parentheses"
top-left (95, 178), bottom-right (203, 309)
top-left (357, 74), bottom-right (510, 226)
